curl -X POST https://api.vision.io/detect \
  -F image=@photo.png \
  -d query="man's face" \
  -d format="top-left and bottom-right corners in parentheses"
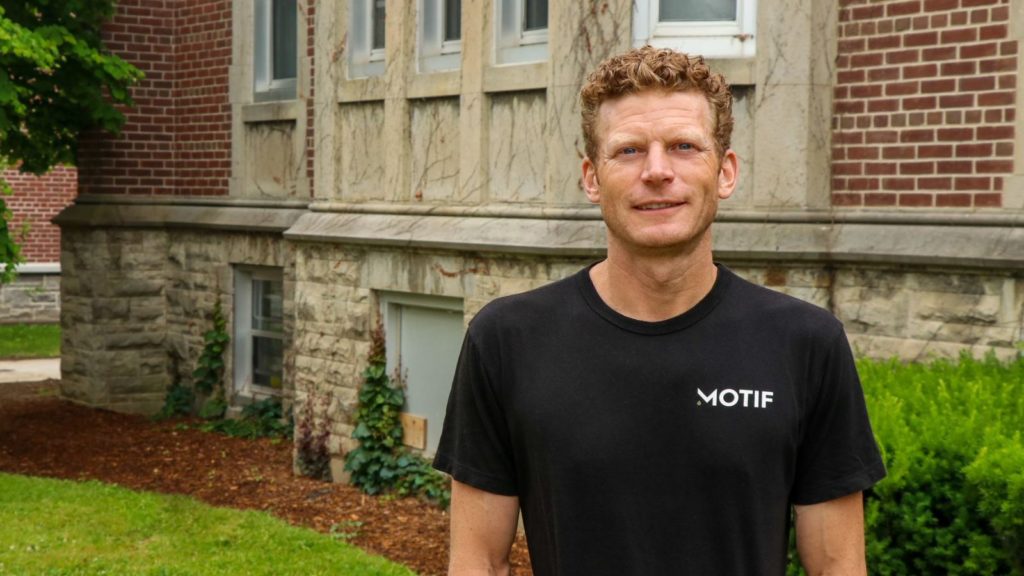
top-left (582, 89), bottom-right (738, 257)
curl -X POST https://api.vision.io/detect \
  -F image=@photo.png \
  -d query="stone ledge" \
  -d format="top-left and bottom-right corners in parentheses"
top-left (52, 204), bottom-right (1024, 270)
top-left (54, 203), bottom-right (306, 233)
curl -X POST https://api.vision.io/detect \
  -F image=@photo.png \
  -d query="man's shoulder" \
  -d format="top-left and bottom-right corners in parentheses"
top-left (723, 267), bottom-right (844, 339)
top-left (469, 272), bottom-right (581, 336)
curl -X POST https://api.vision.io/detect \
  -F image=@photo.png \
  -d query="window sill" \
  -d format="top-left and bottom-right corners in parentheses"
top-left (241, 101), bottom-right (301, 123)
top-left (339, 76), bottom-right (386, 103)
top-left (706, 57), bottom-right (755, 86)
top-left (483, 61), bottom-right (548, 93)
top-left (409, 70), bottom-right (461, 99)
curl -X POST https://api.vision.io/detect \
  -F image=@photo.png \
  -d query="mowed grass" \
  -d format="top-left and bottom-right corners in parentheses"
top-left (0, 473), bottom-right (415, 576)
top-left (0, 323), bottom-right (60, 359)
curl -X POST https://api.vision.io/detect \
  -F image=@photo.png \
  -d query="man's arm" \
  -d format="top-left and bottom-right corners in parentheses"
top-left (795, 491), bottom-right (867, 576)
top-left (449, 479), bottom-right (520, 576)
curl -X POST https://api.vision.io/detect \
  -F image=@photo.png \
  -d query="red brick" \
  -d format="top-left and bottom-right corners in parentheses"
top-left (935, 193), bottom-right (971, 206)
top-left (937, 161), bottom-right (973, 173)
top-left (866, 131), bottom-right (899, 144)
top-left (921, 79), bottom-right (956, 93)
top-left (984, 109), bottom-right (1003, 122)
top-left (852, 4), bottom-right (885, 19)
top-left (924, 0), bottom-right (957, 10)
top-left (938, 127), bottom-right (974, 141)
top-left (979, 57), bottom-right (1016, 73)
top-left (852, 53), bottom-right (885, 67)
top-left (995, 142), bottom-right (1015, 156)
top-left (883, 178), bottom-right (917, 191)
top-left (955, 177), bottom-right (992, 190)
top-left (980, 24), bottom-right (1008, 41)
top-left (887, 49), bottom-right (920, 64)
top-left (978, 91), bottom-right (1015, 106)
top-left (848, 178), bottom-right (881, 191)
top-left (864, 193), bottom-right (897, 206)
top-left (869, 99), bottom-right (900, 113)
top-left (920, 177), bottom-right (953, 190)
top-left (865, 162), bottom-right (898, 175)
top-left (867, 35), bottom-right (901, 50)
top-left (851, 84), bottom-right (883, 98)
top-left (973, 193), bottom-right (1001, 207)
top-left (848, 146), bottom-right (881, 160)
top-left (834, 162), bottom-right (864, 176)
top-left (976, 160), bottom-right (1014, 173)
top-left (941, 61), bottom-right (976, 75)
top-left (960, 43), bottom-right (999, 59)
top-left (898, 193), bottom-right (934, 206)
top-left (961, 0), bottom-right (998, 7)
top-left (918, 145), bottom-right (953, 158)
top-left (905, 32), bottom-right (938, 47)
top-left (883, 146), bottom-right (917, 159)
top-left (869, 67), bottom-right (901, 82)
top-left (900, 162), bottom-right (935, 175)
top-left (886, 81), bottom-right (919, 96)
top-left (938, 94), bottom-right (975, 108)
top-left (955, 143), bottom-right (994, 157)
top-left (941, 28), bottom-right (978, 45)
top-left (970, 8), bottom-right (989, 24)
top-left (923, 46), bottom-right (957, 61)
top-left (901, 129), bottom-right (935, 143)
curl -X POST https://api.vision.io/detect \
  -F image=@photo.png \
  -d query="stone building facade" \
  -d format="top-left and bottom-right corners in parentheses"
top-left (57, 0), bottom-right (1023, 478)
top-left (0, 166), bottom-right (77, 324)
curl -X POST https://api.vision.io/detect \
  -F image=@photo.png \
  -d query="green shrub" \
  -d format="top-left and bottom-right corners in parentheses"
top-left (344, 323), bottom-right (451, 508)
top-left (789, 352), bottom-right (1024, 575)
top-left (201, 397), bottom-right (293, 440)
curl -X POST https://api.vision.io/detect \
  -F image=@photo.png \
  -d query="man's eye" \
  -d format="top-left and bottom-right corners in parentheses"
top-left (674, 143), bottom-right (694, 151)
top-left (620, 147), bottom-right (638, 155)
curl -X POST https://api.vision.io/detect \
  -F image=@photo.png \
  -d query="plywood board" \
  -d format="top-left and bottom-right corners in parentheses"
top-left (400, 413), bottom-right (427, 450)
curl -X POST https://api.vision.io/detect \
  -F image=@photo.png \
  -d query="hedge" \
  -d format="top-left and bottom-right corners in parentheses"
top-left (790, 352), bottom-right (1024, 575)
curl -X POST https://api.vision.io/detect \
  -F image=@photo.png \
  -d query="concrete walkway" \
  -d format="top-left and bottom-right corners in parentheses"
top-left (0, 358), bottom-right (61, 384)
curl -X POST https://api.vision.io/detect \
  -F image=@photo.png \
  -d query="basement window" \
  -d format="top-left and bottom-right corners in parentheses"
top-left (234, 267), bottom-right (285, 395)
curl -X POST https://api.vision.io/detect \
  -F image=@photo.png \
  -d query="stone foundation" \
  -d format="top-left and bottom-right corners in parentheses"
top-left (0, 265), bottom-right (61, 324)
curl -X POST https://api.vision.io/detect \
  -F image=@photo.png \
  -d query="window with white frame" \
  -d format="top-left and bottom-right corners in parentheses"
top-left (633, 0), bottom-right (756, 59)
top-left (234, 267), bottom-right (285, 395)
top-left (419, 0), bottom-right (462, 72)
top-left (350, 0), bottom-right (387, 78)
top-left (496, 0), bottom-right (548, 65)
top-left (380, 293), bottom-right (464, 456)
top-left (254, 0), bottom-right (298, 101)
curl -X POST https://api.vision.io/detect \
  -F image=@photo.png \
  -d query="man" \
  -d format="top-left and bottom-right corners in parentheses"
top-left (433, 46), bottom-right (886, 575)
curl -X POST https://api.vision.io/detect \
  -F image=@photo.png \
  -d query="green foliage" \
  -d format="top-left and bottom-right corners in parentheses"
top-left (296, 389), bottom-right (333, 481)
top-left (345, 324), bottom-right (451, 508)
top-left (201, 397), bottom-right (293, 440)
top-left (0, 322), bottom-right (60, 358)
top-left (787, 352), bottom-right (1024, 575)
top-left (0, 1), bottom-right (143, 282)
top-left (192, 299), bottom-right (229, 395)
top-left (0, 472), bottom-right (415, 575)
top-left (156, 382), bottom-right (194, 420)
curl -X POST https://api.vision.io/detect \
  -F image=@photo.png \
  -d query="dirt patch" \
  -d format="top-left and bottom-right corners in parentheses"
top-left (0, 380), bottom-right (533, 575)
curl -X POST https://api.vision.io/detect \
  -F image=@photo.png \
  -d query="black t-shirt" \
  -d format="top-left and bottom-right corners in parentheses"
top-left (434, 264), bottom-right (886, 575)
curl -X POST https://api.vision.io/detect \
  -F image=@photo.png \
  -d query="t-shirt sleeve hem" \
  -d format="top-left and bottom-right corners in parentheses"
top-left (790, 460), bottom-right (887, 506)
top-left (433, 454), bottom-right (518, 497)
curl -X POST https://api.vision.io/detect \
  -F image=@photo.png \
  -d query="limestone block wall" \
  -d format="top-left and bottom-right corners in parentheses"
top-left (60, 228), bottom-right (169, 414)
top-left (0, 270), bottom-right (61, 324)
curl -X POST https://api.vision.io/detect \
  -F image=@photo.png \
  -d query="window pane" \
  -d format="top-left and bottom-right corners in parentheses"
top-left (523, 0), bottom-right (547, 31)
top-left (252, 279), bottom-right (284, 333)
top-left (372, 0), bottom-right (386, 50)
top-left (253, 335), bottom-right (283, 389)
top-left (444, 0), bottom-right (461, 42)
top-left (272, 0), bottom-right (297, 80)
top-left (659, 0), bottom-right (737, 22)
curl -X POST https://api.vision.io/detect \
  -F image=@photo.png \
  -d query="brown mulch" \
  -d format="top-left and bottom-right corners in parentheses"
top-left (0, 380), bottom-right (533, 576)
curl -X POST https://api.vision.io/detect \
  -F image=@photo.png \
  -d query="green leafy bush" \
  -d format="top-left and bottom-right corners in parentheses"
top-left (788, 353), bottom-right (1024, 575)
top-left (202, 397), bottom-right (293, 440)
top-left (344, 323), bottom-right (451, 508)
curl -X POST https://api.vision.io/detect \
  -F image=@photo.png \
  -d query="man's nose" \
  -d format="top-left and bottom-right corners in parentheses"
top-left (641, 146), bottom-right (674, 184)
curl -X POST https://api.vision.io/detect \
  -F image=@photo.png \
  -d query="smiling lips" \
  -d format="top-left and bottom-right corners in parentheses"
top-left (635, 201), bottom-right (684, 211)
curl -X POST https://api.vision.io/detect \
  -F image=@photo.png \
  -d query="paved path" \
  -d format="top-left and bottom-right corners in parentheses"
top-left (0, 358), bottom-right (61, 384)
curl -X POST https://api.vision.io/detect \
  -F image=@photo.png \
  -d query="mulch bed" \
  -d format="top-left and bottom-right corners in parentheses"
top-left (0, 380), bottom-right (533, 575)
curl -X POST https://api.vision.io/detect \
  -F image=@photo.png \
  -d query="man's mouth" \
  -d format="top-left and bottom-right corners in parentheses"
top-left (636, 202), bottom-right (682, 211)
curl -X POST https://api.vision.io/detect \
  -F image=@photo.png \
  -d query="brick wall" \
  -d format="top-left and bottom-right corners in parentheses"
top-left (77, 0), bottom-right (232, 196)
top-left (3, 167), bottom-right (77, 262)
top-left (832, 0), bottom-right (1017, 208)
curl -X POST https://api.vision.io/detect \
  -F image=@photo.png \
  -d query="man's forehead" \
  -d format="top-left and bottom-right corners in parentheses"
top-left (595, 89), bottom-right (714, 134)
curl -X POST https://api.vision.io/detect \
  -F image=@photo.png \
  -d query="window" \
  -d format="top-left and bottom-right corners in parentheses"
top-left (633, 0), bottom-right (756, 59)
top-left (254, 0), bottom-right (298, 101)
top-left (380, 293), bottom-right (464, 455)
top-left (350, 0), bottom-right (387, 78)
top-left (419, 0), bottom-right (462, 72)
top-left (234, 268), bottom-right (285, 395)
top-left (496, 0), bottom-right (548, 65)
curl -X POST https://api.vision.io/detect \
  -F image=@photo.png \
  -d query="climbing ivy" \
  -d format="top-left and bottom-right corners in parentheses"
top-left (344, 323), bottom-right (450, 508)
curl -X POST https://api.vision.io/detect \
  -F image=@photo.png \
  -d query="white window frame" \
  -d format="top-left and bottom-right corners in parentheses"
top-left (495, 0), bottom-right (548, 65)
top-left (419, 0), bottom-right (463, 72)
top-left (233, 267), bottom-right (286, 398)
top-left (350, 0), bottom-right (387, 78)
top-left (254, 0), bottom-right (298, 102)
top-left (633, 0), bottom-right (757, 59)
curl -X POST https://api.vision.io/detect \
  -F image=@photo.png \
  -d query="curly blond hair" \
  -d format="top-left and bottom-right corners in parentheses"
top-left (580, 46), bottom-right (733, 162)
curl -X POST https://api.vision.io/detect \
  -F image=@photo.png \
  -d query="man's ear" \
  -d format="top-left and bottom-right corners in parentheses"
top-left (717, 149), bottom-right (739, 200)
top-left (582, 157), bottom-right (600, 203)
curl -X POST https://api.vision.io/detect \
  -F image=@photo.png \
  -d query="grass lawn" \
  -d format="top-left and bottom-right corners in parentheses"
top-left (0, 323), bottom-right (60, 359)
top-left (0, 473), bottom-right (416, 576)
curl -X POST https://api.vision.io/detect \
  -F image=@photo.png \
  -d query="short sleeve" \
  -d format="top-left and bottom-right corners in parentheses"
top-left (432, 329), bottom-right (518, 496)
top-left (790, 328), bottom-right (886, 505)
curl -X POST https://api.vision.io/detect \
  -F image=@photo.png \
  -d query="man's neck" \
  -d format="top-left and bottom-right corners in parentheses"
top-left (589, 237), bottom-right (718, 322)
